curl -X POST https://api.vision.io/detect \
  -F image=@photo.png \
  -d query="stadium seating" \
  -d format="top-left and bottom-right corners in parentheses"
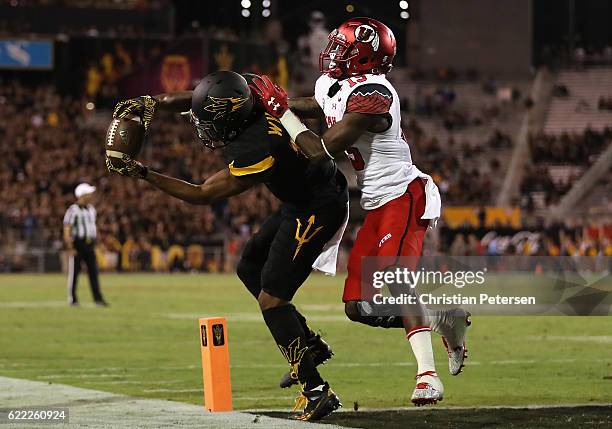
top-left (390, 69), bottom-right (531, 205)
top-left (2, 67), bottom-right (611, 272)
top-left (0, 81), bottom-right (278, 272)
top-left (545, 67), bottom-right (612, 134)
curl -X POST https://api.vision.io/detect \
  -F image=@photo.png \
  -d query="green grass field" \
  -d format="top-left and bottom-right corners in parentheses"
top-left (0, 273), bottom-right (610, 414)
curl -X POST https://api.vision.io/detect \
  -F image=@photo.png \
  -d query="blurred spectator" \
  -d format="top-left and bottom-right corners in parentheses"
top-left (439, 222), bottom-right (612, 257)
top-left (529, 128), bottom-right (610, 165)
top-left (407, 120), bottom-right (506, 206)
top-left (552, 84), bottom-right (569, 97)
top-left (598, 96), bottom-right (612, 111)
top-left (297, 11), bottom-right (329, 69)
top-left (0, 79), bottom-right (278, 272)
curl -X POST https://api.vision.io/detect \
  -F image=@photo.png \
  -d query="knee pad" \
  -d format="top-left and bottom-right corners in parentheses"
top-left (345, 300), bottom-right (404, 329)
top-left (236, 258), bottom-right (262, 299)
top-left (260, 266), bottom-right (298, 302)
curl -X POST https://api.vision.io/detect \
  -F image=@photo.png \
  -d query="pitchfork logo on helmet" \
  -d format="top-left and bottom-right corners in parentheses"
top-left (320, 17), bottom-right (396, 79)
top-left (189, 71), bottom-right (254, 149)
top-left (203, 96), bottom-right (250, 121)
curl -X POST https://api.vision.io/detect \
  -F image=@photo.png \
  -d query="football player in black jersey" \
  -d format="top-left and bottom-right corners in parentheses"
top-left (107, 71), bottom-right (347, 421)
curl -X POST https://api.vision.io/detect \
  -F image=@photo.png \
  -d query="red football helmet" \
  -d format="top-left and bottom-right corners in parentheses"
top-left (319, 17), bottom-right (396, 79)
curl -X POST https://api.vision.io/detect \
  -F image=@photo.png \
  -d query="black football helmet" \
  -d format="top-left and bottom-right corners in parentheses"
top-left (189, 71), bottom-right (254, 149)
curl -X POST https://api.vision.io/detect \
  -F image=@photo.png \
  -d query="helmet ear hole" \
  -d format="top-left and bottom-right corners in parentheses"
top-left (359, 57), bottom-right (368, 64)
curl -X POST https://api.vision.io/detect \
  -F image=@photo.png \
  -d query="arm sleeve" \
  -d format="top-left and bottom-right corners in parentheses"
top-left (346, 83), bottom-right (393, 115)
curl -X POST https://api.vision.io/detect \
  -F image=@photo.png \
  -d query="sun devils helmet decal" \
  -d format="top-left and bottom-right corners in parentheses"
top-left (354, 24), bottom-right (380, 52)
top-left (190, 71), bottom-right (254, 148)
top-left (203, 96), bottom-right (250, 121)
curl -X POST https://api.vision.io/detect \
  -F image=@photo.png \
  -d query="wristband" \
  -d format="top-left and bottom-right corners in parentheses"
top-left (279, 110), bottom-right (309, 141)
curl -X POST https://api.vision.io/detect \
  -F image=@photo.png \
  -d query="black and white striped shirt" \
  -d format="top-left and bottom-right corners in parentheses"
top-left (63, 204), bottom-right (97, 240)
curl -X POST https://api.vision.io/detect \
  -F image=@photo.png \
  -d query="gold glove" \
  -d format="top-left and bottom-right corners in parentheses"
top-left (112, 95), bottom-right (157, 132)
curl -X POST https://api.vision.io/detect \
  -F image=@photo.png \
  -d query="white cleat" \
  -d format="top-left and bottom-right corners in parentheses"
top-left (439, 308), bottom-right (471, 376)
top-left (411, 371), bottom-right (444, 406)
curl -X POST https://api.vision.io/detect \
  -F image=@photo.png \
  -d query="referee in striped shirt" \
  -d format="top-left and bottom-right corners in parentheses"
top-left (63, 183), bottom-right (108, 307)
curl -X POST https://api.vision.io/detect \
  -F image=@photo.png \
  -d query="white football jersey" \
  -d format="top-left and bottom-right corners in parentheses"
top-left (314, 72), bottom-right (426, 211)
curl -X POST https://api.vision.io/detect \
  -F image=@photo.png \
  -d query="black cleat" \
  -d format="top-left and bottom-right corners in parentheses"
top-left (291, 382), bottom-right (341, 421)
top-left (95, 300), bottom-right (110, 307)
top-left (279, 334), bottom-right (333, 388)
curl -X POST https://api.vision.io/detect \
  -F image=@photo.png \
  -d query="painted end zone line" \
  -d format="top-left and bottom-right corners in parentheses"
top-left (0, 376), bottom-right (353, 429)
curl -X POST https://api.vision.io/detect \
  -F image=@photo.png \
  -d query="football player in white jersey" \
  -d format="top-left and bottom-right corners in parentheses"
top-left (251, 17), bottom-right (470, 406)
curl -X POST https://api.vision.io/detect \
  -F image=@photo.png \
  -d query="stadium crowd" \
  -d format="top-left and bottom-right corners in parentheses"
top-left (1, 77), bottom-right (611, 273)
top-left (520, 127), bottom-right (612, 208)
top-left (405, 119), bottom-right (509, 206)
top-left (0, 80), bottom-right (278, 272)
top-left (529, 128), bottom-right (611, 165)
top-left (438, 222), bottom-right (612, 257)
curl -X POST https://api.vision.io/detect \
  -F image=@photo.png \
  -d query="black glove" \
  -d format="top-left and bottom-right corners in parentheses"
top-left (113, 95), bottom-right (157, 132)
top-left (105, 152), bottom-right (148, 179)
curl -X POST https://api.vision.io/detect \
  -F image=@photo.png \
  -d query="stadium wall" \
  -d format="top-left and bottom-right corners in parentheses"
top-left (408, 0), bottom-right (532, 77)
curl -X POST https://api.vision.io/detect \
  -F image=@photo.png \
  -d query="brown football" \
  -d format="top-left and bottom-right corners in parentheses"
top-left (105, 115), bottom-right (145, 169)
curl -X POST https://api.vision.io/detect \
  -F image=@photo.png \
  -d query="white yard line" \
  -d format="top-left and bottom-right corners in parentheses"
top-left (0, 300), bottom-right (101, 309)
top-left (526, 335), bottom-right (612, 343)
top-left (164, 312), bottom-right (349, 322)
top-left (34, 378), bottom-right (182, 386)
top-left (36, 374), bottom-right (134, 379)
top-left (142, 388), bottom-right (202, 393)
top-left (230, 357), bottom-right (611, 369)
top-left (82, 380), bottom-right (181, 385)
top-left (7, 357), bottom-right (610, 380)
top-left (0, 301), bottom-right (69, 308)
top-left (0, 376), bottom-right (352, 429)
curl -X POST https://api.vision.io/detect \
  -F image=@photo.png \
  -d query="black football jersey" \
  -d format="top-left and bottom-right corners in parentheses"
top-left (222, 111), bottom-right (347, 209)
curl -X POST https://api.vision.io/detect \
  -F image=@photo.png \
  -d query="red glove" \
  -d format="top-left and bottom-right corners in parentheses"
top-left (250, 75), bottom-right (289, 118)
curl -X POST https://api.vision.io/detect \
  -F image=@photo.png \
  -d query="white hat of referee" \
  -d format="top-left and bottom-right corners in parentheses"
top-left (74, 183), bottom-right (96, 199)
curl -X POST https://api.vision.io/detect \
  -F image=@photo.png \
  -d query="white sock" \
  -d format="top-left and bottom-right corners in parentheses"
top-left (407, 327), bottom-right (437, 376)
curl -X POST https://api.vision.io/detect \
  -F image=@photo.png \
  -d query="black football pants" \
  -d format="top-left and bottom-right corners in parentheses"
top-left (67, 239), bottom-right (103, 304)
top-left (237, 201), bottom-right (347, 301)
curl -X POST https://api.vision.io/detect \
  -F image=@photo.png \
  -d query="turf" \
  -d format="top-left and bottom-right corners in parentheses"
top-left (0, 273), bottom-right (611, 412)
top-left (263, 407), bottom-right (612, 428)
